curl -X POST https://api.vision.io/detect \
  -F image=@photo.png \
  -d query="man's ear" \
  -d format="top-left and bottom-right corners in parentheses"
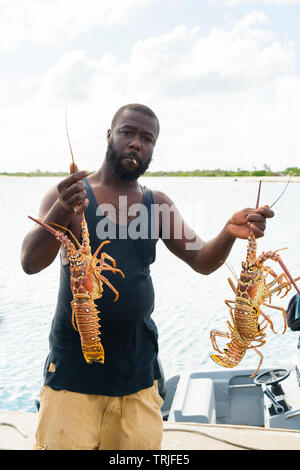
top-left (107, 129), bottom-right (111, 140)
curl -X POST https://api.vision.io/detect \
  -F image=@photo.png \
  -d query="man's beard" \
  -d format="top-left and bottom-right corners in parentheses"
top-left (105, 141), bottom-right (152, 181)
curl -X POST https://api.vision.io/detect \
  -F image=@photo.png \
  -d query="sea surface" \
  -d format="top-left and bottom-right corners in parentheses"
top-left (1, 175), bottom-right (300, 412)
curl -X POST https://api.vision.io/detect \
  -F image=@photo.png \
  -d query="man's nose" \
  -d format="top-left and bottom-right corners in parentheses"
top-left (128, 136), bottom-right (141, 151)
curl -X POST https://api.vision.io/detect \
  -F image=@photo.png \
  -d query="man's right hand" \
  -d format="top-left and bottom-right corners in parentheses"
top-left (57, 170), bottom-right (90, 214)
top-left (21, 170), bottom-right (89, 274)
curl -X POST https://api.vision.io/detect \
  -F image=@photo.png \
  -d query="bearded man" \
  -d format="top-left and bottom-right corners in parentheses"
top-left (21, 104), bottom-right (274, 450)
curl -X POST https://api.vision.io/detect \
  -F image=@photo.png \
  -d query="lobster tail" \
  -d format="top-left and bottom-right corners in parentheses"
top-left (210, 352), bottom-right (244, 369)
top-left (71, 298), bottom-right (105, 364)
top-left (210, 328), bottom-right (248, 371)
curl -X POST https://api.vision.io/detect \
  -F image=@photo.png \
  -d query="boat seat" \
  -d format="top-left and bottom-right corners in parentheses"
top-left (168, 374), bottom-right (216, 424)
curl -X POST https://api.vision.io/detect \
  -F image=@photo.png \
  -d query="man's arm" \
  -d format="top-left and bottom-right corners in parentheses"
top-left (153, 190), bottom-right (274, 275)
top-left (21, 171), bottom-right (89, 274)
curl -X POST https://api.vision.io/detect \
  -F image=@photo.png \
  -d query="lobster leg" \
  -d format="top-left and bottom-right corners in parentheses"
top-left (265, 271), bottom-right (287, 288)
top-left (228, 277), bottom-right (237, 295)
top-left (250, 338), bottom-right (266, 347)
top-left (89, 251), bottom-right (125, 278)
top-left (71, 301), bottom-right (78, 331)
top-left (264, 268), bottom-right (289, 299)
top-left (210, 329), bottom-right (230, 354)
top-left (250, 339), bottom-right (266, 348)
top-left (268, 276), bottom-right (300, 298)
top-left (95, 265), bottom-right (125, 276)
top-left (225, 299), bottom-right (236, 307)
top-left (257, 252), bottom-right (300, 296)
top-left (249, 347), bottom-right (264, 377)
top-left (224, 301), bottom-right (236, 324)
top-left (257, 321), bottom-right (268, 336)
top-left (99, 252), bottom-right (117, 268)
top-left (262, 302), bottom-right (287, 334)
top-left (95, 273), bottom-right (120, 302)
top-left (224, 299), bottom-right (238, 318)
top-left (257, 308), bottom-right (277, 334)
top-left (268, 280), bottom-right (291, 299)
top-left (88, 240), bottom-right (111, 266)
top-left (264, 266), bottom-right (280, 277)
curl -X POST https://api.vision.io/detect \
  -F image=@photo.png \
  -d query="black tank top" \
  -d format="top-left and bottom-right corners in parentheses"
top-left (43, 180), bottom-right (161, 396)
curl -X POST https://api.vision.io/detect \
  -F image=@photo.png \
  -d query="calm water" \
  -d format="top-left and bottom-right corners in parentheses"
top-left (1, 176), bottom-right (300, 412)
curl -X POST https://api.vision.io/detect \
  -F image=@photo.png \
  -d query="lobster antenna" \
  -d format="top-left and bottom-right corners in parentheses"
top-left (65, 107), bottom-right (83, 218)
top-left (269, 173), bottom-right (293, 209)
top-left (65, 107), bottom-right (74, 163)
top-left (65, 107), bottom-right (79, 173)
top-left (47, 221), bottom-right (82, 248)
top-left (225, 261), bottom-right (239, 282)
top-left (255, 180), bottom-right (262, 209)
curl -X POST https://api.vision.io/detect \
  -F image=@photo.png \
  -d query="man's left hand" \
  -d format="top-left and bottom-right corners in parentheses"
top-left (227, 205), bottom-right (274, 240)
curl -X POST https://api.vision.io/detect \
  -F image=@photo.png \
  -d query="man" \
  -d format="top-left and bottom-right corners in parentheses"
top-left (21, 104), bottom-right (274, 450)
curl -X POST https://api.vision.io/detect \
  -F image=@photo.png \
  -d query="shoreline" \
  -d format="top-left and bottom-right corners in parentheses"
top-left (1, 174), bottom-right (299, 182)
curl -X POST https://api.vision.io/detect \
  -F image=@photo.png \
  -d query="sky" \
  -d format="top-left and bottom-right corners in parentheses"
top-left (1, 0), bottom-right (300, 173)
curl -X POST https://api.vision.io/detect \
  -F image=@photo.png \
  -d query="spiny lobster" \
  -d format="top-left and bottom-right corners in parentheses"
top-left (210, 180), bottom-right (300, 377)
top-left (28, 110), bottom-right (125, 364)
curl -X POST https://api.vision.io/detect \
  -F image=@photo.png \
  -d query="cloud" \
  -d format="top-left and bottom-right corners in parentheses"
top-left (210, 0), bottom-right (298, 5)
top-left (2, 11), bottom-right (300, 173)
top-left (38, 51), bottom-right (100, 103)
top-left (36, 11), bottom-right (295, 106)
top-left (210, 0), bottom-right (299, 7)
top-left (0, 0), bottom-right (157, 52)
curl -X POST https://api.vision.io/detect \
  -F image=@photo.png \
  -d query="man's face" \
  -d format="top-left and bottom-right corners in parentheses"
top-left (105, 110), bottom-right (159, 181)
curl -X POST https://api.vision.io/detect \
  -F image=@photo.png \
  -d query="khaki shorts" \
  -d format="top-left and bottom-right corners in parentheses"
top-left (33, 382), bottom-right (164, 450)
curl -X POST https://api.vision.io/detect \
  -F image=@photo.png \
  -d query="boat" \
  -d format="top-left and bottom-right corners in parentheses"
top-left (160, 357), bottom-right (300, 450)
top-left (1, 357), bottom-right (300, 450)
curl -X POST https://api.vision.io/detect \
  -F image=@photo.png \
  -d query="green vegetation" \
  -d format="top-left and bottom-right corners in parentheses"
top-left (1, 167), bottom-right (300, 177)
top-left (145, 167), bottom-right (300, 177)
top-left (0, 171), bottom-right (70, 177)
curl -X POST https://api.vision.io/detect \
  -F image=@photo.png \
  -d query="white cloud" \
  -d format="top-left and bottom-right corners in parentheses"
top-left (36, 13), bottom-right (295, 107)
top-left (1, 11), bottom-right (300, 173)
top-left (211, 0), bottom-right (298, 5)
top-left (38, 51), bottom-right (100, 103)
top-left (0, 0), bottom-right (157, 52)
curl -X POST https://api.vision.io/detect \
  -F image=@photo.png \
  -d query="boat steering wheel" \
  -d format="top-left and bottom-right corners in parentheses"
top-left (254, 369), bottom-right (290, 415)
top-left (254, 368), bottom-right (290, 387)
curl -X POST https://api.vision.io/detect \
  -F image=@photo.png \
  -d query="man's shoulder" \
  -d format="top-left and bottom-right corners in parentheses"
top-left (150, 189), bottom-right (174, 206)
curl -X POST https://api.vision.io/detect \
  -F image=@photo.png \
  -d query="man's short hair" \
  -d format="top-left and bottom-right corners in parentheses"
top-left (111, 103), bottom-right (160, 135)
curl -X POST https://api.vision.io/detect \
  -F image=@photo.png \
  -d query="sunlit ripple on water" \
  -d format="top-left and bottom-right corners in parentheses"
top-left (1, 176), bottom-right (299, 412)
